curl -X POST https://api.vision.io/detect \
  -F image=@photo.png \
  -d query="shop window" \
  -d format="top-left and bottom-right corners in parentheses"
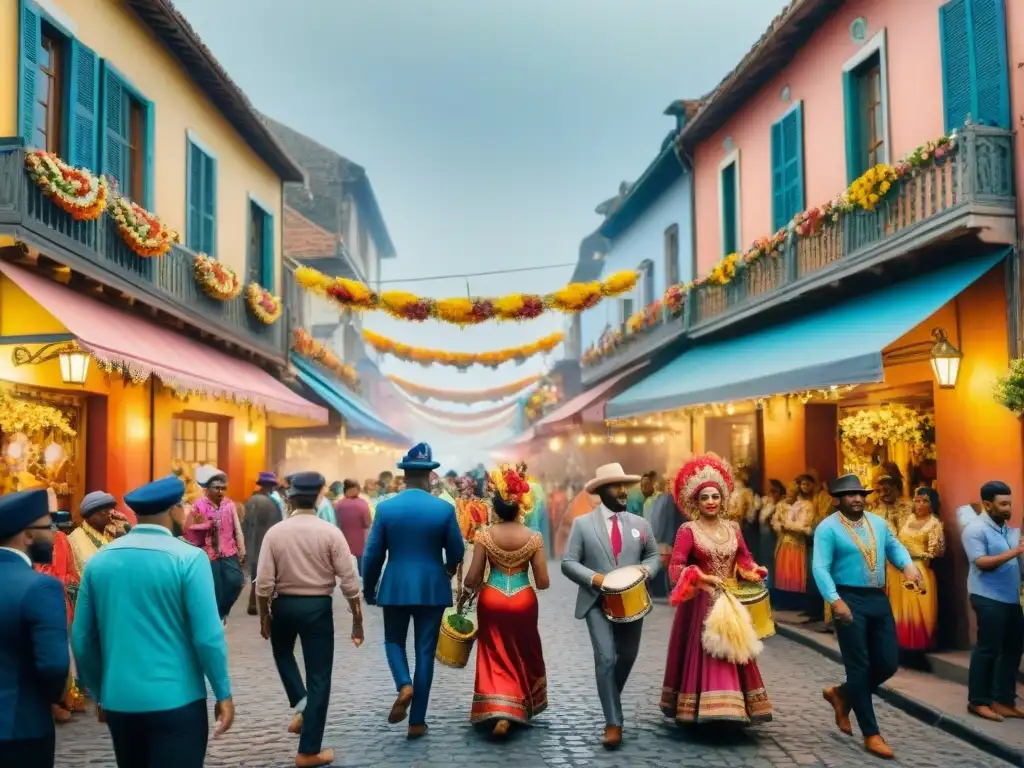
top-left (939, 0), bottom-right (1011, 131)
top-left (171, 416), bottom-right (221, 472)
top-left (248, 197), bottom-right (275, 291)
top-left (186, 136), bottom-right (217, 255)
top-left (770, 102), bottom-right (805, 232)
top-left (101, 63), bottom-right (154, 207)
top-left (663, 224), bottom-right (679, 287)
top-left (842, 30), bottom-right (890, 183)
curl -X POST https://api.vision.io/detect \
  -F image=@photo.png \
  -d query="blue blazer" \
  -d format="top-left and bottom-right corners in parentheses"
top-left (0, 549), bottom-right (70, 741)
top-left (362, 489), bottom-right (465, 607)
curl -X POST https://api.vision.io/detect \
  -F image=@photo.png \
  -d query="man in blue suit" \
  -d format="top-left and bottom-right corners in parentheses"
top-left (0, 489), bottom-right (70, 768)
top-left (363, 442), bottom-right (464, 739)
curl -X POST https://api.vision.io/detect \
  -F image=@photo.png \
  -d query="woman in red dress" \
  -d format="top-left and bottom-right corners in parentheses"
top-left (660, 453), bottom-right (773, 726)
top-left (462, 463), bottom-right (549, 738)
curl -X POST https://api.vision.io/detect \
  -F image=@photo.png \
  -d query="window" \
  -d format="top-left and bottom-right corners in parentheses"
top-left (171, 416), bottom-right (221, 470)
top-left (719, 152), bottom-right (740, 256)
top-left (939, 0), bottom-right (1011, 132)
top-left (842, 30), bottom-right (890, 182)
top-left (100, 64), bottom-right (153, 206)
top-left (247, 198), bottom-right (275, 290)
top-left (664, 224), bottom-right (679, 286)
top-left (771, 102), bottom-right (805, 232)
top-left (36, 25), bottom-right (64, 153)
top-left (620, 297), bottom-right (634, 327)
top-left (638, 259), bottom-right (655, 307)
top-left (186, 137), bottom-right (217, 255)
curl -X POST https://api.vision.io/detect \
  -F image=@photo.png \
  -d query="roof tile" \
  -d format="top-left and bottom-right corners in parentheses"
top-left (283, 207), bottom-right (340, 259)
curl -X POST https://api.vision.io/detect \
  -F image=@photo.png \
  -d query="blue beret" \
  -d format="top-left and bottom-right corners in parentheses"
top-left (124, 475), bottom-right (186, 517)
top-left (287, 471), bottom-right (325, 496)
top-left (0, 489), bottom-right (50, 540)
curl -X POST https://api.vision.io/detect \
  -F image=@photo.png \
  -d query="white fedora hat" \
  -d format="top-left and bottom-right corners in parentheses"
top-left (584, 463), bottom-right (642, 494)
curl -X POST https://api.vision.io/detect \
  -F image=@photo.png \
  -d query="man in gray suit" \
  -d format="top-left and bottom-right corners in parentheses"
top-left (562, 463), bottom-right (661, 749)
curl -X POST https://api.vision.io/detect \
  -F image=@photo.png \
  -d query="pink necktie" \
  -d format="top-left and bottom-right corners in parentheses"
top-left (610, 514), bottom-right (622, 563)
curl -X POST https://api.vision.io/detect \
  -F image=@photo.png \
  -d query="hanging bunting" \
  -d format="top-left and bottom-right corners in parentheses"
top-left (363, 329), bottom-right (563, 369)
top-left (403, 399), bottom-right (519, 422)
top-left (388, 373), bottom-right (541, 403)
top-left (293, 266), bottom-right (638, 326)
top-left (417, 410), bottom-right (517, 435)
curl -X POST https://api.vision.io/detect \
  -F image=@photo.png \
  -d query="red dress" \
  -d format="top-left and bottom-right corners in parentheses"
top-left (470, 530), bottom-right (548, 725)
top-left (660, 521), bottom-right (773, 724)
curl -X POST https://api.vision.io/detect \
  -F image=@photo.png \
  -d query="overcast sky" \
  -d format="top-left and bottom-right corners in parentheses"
top-left (173, 0), bottom-right (786, 462)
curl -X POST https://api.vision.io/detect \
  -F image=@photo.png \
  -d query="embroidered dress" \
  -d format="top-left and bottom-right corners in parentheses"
top-left (888, 515), bottom-right (944, 650)
top-left (660, 520), bottom-right (773, 725)
top-left (67, 521), bottom-right (112, 576)
top-left (771, 499), bottom-right (813, 593)
top-left (470, 529), bottom-right (548, 725)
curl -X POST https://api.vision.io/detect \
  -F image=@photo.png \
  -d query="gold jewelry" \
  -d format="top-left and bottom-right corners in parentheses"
top-left (696, 518), bottom-right (729, 544)
top-left (838, 513), bottom-right (878, 580)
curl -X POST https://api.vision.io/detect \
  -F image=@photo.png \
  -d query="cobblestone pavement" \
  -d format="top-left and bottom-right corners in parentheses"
top-left (56, 569), bottom-right (1004, 768)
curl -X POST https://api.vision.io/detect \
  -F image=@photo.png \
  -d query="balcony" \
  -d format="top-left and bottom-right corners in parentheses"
top-left (0, 141), bottom-right (287, 364)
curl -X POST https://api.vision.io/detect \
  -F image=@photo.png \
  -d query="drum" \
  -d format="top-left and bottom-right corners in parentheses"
top-left (435, 612), bottom-right (477, 669)
top-left (600, 565), bottom-right (652, 624)
top-left (727, 579), bottom-right (775, 639)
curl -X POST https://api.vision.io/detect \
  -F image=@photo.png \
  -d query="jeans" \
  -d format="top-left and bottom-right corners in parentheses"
top-left (382, 606), bottom-right (445, 726)
top-left (270, 595), bottom-right (335, 755)
top-left (105, 699), bottom-right (208, 768)
top-left (210, 555), bottom-right (245, 619)
top-left (968, 593), bottom-right (1024, 707)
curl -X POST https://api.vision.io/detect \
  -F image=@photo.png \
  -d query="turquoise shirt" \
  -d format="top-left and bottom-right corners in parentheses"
top-left (811, 512), bottom-right (912, 603)
top-left (72, 525), bottom-right (231, 712)
top-left (316, 498), bottom-right (337, 526)
top-left (626, 488), bottom-right (645, 517)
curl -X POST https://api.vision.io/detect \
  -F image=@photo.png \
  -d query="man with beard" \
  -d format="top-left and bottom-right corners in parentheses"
top-left (813, 474), bottom-right (921, 760)
top-left (0, 489), bottom-right (71, 767)
top-left (562, 463), bottom-right (660, 749)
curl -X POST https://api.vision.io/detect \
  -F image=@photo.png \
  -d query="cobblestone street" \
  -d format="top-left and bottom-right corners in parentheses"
top-left (56, 570), bottom-right (1005, 768)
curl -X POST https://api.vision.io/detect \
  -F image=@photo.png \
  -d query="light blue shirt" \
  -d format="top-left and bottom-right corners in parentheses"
top-left (271, 491), bottom-right (286, 516)
top-left (961, 513), bottom-right (1022, 605)
top-left (812, 512), bottom-right (912, 603)
top-left (957, 505), bottom-right (979, 532)
top-left (316, 498), bottom-right (337, 526)
top-left (72, 525), bottom-right (231, 712)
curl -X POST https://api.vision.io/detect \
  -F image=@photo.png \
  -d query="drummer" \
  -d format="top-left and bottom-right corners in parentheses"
top-left (561, 463), bottom-right (661, 749)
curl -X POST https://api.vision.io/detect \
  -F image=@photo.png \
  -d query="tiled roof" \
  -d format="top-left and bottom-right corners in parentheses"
top-left (126, 0), bottom-right (305, 183)
top-left (283, 207), bottom-right (339, 259)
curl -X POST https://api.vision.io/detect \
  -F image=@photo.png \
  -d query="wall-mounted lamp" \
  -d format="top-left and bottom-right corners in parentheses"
top-left (11, 342), bottom-right (90, 385)
top-left (930, 327), bottom-right (962, 389)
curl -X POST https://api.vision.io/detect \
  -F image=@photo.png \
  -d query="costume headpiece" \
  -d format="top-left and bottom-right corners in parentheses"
top-left (488, 462), bottom-right (533, 513)
top-left (672, 453), bottom-right (735, 516)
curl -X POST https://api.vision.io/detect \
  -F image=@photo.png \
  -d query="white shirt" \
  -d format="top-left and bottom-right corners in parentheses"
top-left (602, 505), bottom-right (622, 539)
top-left (0, 546), bottom-right (31, 567)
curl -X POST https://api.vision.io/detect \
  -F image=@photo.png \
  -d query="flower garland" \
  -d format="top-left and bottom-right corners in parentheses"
top-left (387, 373), bottom-right (541, 403)
top-left (107, 195), bottom-right (179, 257)
top-left (246, 283), bottom-right (283, 324)
top-left (838, 405), bottom-right (937, 476)
top-left (24, 150), bottom-right (107, 220)
top-left (995, 358), bottom-right (1024, 415)
top-left (0, 393), bottom-right (76, 437)
top-left (293, 266), bottom-right (638, 326)
top-left (524, 380), bottom-right (559, 422)
top-left (362, 329), bottom-right (563, 369)
top-left (292, 329), bottom-right (359, 391)
top-left (193, 253), bottom-right (242, 301)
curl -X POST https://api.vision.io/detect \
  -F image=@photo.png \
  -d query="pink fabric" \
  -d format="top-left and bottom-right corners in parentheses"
top-left (0, 262), bottom-right (327, 423)
top-left (534, 362), bottom-right (647, 432)
top-left (185, 497), bottom-right (239, 559)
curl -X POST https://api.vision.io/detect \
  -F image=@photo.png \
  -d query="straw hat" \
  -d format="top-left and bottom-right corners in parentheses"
top-left (584, 463), bottom-right (641, 494)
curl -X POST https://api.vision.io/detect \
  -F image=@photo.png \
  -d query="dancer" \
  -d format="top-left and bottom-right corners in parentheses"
top-left (813, 474), bottom-right (921, 759)
top-left (461, 463), bottom-right (549, 737)
top-left (660, 453), bottom-right (772, 726)
top-left (561, 463), bottom-right (660, 748)
top-left (362, 443), bottom-right (465, 739)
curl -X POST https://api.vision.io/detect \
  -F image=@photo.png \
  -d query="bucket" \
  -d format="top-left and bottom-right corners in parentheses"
top-left (435, 615), bottom-right (477, 669)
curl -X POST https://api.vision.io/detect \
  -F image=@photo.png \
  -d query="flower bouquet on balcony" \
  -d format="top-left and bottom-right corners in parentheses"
top-left (245, 283), bottom-right (282, 324)
top-left (108, 195), bottom-right (179, 258)
top-left (193, 253), bottom-right (241, 301)
top-left (24, 150), bottom-right (107, 221)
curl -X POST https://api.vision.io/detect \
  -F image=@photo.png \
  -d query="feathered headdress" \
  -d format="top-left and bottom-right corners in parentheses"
top-left (672, 453), bottom-right (735, 516)
top-left (488, 462), bottom-right (534, 513)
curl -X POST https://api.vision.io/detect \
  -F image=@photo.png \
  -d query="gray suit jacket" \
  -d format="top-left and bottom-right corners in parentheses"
top-left (561, 506), bottom-right (661, 620)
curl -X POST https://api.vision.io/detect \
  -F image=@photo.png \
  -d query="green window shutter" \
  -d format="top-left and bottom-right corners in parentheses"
top-left (67, 41), bottom-right (99, 170)
top-left (968, 0), bottom-right (1010, 128)
top-left (721, 163), bottom-right (737, 255)
top-left (781, 103), bottom-right (804, 227)
top-left (18, 0), bottom-right (41, 147)
top-left (842, 71), bottom-right (862, 183)
top-left (262, 211), bottom-right (275, 292)
top-left (100, 63), bottom-right (129, 194)
top-left (770, 121), bottom-right (785, 231)
top-left (142, 100), bottom-right (155, 210)
top-left (940, 0), bottom-right (974, 131)
top-left (202, 152), bottom-right (217, 255)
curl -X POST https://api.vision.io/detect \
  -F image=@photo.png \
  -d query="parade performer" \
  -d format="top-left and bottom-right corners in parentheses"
top-left (243, 471), bottom-right (284, 616)
top-left (460, 463), bottom-right (549, 737)
top-left (68, 490), bottom-right (129, 575)
top-left (561, 463), bottom-right (660, 749)
top-left (660, 453), bottom-right (772, 726)
top-left (526, 475), bottom-right (551, 550)
top-left (554, 486), bottom-right (598, 558)
top-left (0, 489), bottom-right (71, 768)
top-left (889, 487), bottom-right (945, 656)
top-left (362, 443), bottom-right (465, 739)
top-left (256, 471), bottom-right (363, 768)
top-left (72, 475), bottom-right (234, 768)
top-left (185, 466), bottom-right (246, 623)
top-left (813, 474), bottom-right (921, 760)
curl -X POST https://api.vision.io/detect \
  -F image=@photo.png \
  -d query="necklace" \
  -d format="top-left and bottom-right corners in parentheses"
top-left (696, 518), bottom-right (729, 544)
top-left (838, 513), bottom-right (878, 585)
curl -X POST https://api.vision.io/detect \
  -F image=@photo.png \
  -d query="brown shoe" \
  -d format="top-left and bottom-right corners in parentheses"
top-left (822, 686), bottom-right (852, 735)
top-left (602, 725), bottom-right (622, 749)
top-left (295, 749), bottom-right (334, 767)
top-left (968, 704), bottom-right (1004, 722)
top-left (407, 724), bottom-right (428, 739)
top-left (492, 719), bottom-right (511, 738)
top-left (389, 686), bottom-right (414, 724)
top-left (288, 713), bottom-right (303, 734)
top-left (863, 735), bottom-right (894, 759)
top-left (992, 703), bottom-right (1024, 719)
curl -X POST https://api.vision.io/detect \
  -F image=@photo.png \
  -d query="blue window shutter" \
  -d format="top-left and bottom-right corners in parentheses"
top-left (940, 0), bottom-right (974, 131)
top-left (967, 0), bottom-right (1010, 129)
top-left (186, 140), bottom-right (202, 251)
top-left (18, 0), bottom-right (41, 147)
top-left (202, 153), bottom-right (217, 255)
top-left (262, 211), bottom-right (275, 292)
top-left (142, 100), bottom-right (155, 209)
top-left (67, 41), bottom-right (99, 170)
top-left (842, 71), bottom-right (862, 183)
top-left (782, 103), bottom-right (804, 227)
top-left (100, 63), bottom-right (128, 194)
top-left (770, 121), bottom-right (785, 231)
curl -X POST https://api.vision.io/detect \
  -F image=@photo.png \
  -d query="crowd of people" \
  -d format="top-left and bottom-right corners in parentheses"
top-left (1, 443), bottom-right (1022, 767)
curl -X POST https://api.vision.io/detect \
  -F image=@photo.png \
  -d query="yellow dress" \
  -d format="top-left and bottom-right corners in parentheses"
top-left (772, 499), bottom-right (813, 593)
top-left (886, 515), bottom-right (944, 650)
top-left (871, 498), bottom-right (913, 531)
top-left (67, 522), bottom-right (112, 576)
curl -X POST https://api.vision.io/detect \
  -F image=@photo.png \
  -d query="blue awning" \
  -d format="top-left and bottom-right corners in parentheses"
top-left (293, 356), bottom-right (408, 445)
top-left (608, 252), bottom-right (1006, 419)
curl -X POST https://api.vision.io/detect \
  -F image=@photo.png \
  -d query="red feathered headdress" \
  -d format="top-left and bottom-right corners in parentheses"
top-left (488, 462), bottom-right (533, 512)
top-left (672, 453), bottom-right (735, 516)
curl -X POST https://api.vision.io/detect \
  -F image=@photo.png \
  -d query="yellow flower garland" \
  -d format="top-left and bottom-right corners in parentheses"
top-left (362, 329), bottom-right (563, 369)
top-left (388, 374), bottom-right (541, 403)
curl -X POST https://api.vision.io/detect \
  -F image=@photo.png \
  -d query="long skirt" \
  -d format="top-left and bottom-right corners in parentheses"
top-left (660, 589), bottom-right (772, 724)
top-left (888, 561), bottom-right (939, 650)
top-left (470, 585), bottom-right (547, 725)
top-left (773, 539), bottom-right (806, 594)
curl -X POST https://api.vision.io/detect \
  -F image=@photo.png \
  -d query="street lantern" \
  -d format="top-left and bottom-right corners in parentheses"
top-left (930, 327), bottom-right (962, 389)
top-left (58, 349), bottom-right (90, 385)
top-left (10, 342), bottom-right (90, 385)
